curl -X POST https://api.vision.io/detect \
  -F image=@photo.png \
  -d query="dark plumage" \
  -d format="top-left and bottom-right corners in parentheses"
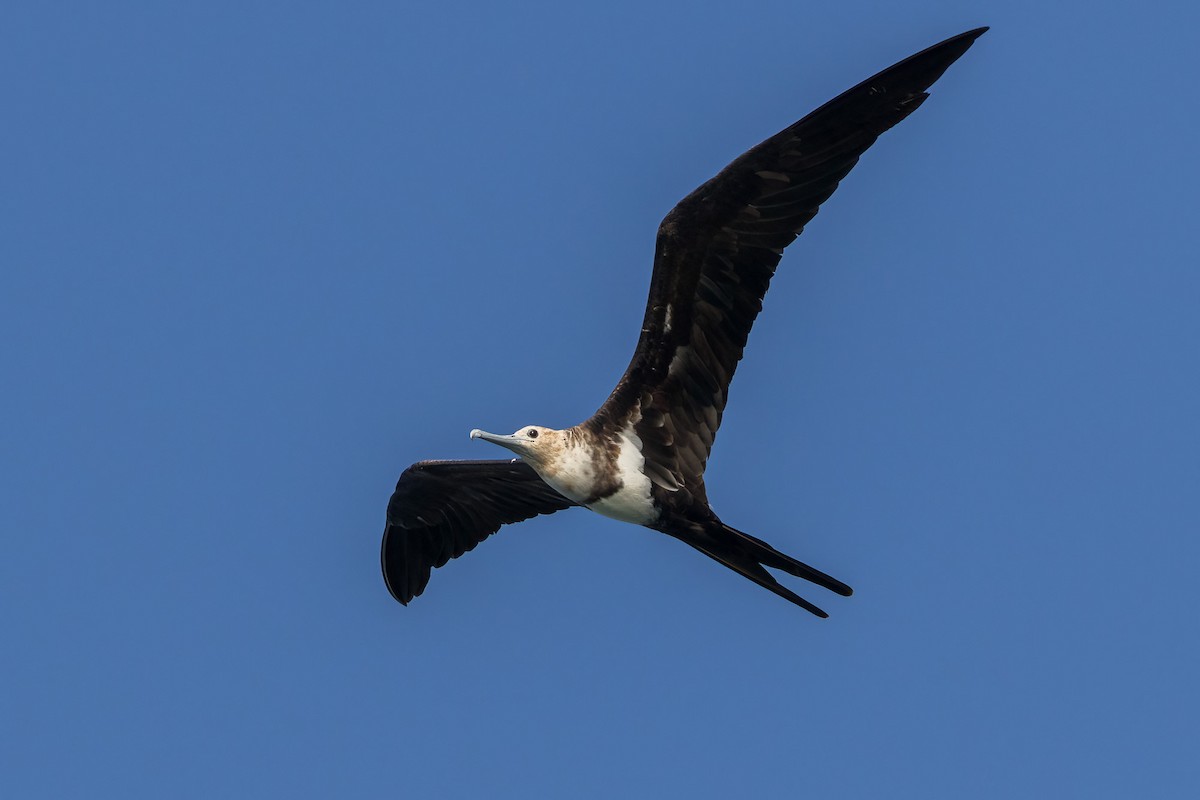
top-left (382, 461), bottom-right (576, 604)
top-left (382, 28), bottom-right (986, 615)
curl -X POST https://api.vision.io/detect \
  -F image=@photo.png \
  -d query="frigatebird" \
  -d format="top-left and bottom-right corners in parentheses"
top-left (382, 28), bottom-right (986, 616)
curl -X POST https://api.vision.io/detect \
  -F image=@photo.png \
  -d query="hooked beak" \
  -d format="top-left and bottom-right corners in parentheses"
top-left (470, 428), bottom-right (524, 452)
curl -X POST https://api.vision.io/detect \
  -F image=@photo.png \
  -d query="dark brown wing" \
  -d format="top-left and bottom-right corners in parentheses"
top-left (587, 28), bottom-right (986, 500)
top-left (381, 459), bottom-right (576, 604)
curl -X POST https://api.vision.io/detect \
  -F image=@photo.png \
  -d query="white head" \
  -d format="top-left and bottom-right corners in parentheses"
top-left (470, 425), bottom-right (566, 470)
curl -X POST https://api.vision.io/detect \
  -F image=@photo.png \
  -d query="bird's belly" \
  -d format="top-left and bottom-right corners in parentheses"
top-left (543, 426), bottom-right (659, 526)
top-left (583, 428), bottom-right (659, 525)
top-left (585, 480), bottom-right (658, 525)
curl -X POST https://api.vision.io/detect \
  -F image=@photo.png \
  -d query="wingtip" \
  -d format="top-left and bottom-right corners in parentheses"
top-left (383, 574), bottom-right (412, 606)
top-left (873, 25), bottom-right (988, 100)
top-left (928, 26), bottom-right (990, 61)
top-left (939, 27), bottom-right (988, 47)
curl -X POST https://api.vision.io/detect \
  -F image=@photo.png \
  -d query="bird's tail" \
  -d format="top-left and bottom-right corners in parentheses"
top-left (678, 523), bottom-right (852, 618)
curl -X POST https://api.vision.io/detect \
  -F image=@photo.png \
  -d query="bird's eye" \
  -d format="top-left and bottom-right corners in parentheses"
top-left (527, 429), bottom-right (539, 439)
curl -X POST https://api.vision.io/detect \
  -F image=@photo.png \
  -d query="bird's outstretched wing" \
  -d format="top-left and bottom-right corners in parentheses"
top-left (588, 28), bottom-right (987, 500)
top-left (382, 459), bottom-right (576, 604)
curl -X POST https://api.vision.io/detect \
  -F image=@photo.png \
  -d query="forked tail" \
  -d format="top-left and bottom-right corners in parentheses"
top-left (677, 522), bottom-right (852, 618)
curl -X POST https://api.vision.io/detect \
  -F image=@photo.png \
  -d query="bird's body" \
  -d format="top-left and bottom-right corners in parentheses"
top-left (475, 425), bottom-right (658, 525)
top-left (382, 28), bottom-right (987, 616)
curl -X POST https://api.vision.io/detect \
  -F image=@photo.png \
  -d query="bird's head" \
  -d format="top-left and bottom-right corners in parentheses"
top-left (470, 425), bottom-right (566, 470)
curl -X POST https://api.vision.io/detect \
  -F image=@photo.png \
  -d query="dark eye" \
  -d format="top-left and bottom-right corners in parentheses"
top-left (527, 429), bottom-right (539, 439)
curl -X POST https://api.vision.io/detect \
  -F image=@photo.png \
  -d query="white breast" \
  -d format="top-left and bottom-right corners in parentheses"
top-left (544, 425), bottom-right (658, 526)
top-left (586, 426), bottom-right (658, 525)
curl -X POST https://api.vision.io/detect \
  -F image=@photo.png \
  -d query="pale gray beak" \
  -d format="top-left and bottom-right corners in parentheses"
top-left (470, 429), bottom-right (523, 451)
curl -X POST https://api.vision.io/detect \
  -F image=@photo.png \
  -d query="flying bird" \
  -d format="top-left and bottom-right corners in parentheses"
top-left (382, 28), bottom-right (986, 616)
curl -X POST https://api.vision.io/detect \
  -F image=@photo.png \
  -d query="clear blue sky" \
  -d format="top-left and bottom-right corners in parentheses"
top-left (3, 1), bottom-right (1198, 797)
